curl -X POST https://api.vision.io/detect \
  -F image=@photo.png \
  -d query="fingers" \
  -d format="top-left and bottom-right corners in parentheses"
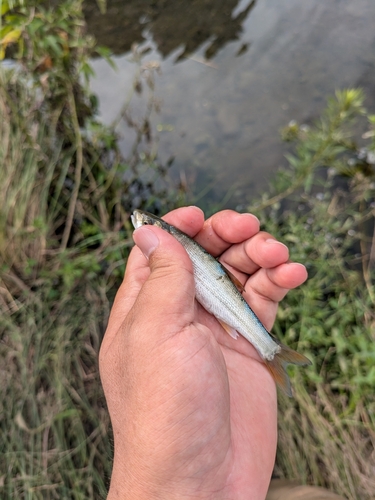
top-left (163, 206), bottom-right (205, 236)
top-left (243, 263), bottom-right (308, 330)
top-left (218, 230), bottom-right (307, 331)
top-left (194, 210), bottom-right (260, 256)
top-left (126, 208), bottom-right (260, 271)
top-left (245, 263), bottom-right (308, 305)
top-left (191, 209), bottom-right (307, 332)
top-left (266, 262), bottom-right (308, 290)
top-left (116, 207), bottom-right (258, 319)
top-left (220, 233), bottom-right (289, 278)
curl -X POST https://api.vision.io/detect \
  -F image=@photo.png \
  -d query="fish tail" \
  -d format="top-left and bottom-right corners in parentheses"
top-left (264, 343), bottom-right (311, 398)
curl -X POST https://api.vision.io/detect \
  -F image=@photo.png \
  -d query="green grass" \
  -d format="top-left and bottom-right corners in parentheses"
top-left (267, 192), bottom-right (374, 499)
top-left (249, 92), bottom-right (375, 499)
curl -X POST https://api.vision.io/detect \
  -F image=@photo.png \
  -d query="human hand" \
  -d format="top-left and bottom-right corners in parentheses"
top-left (99, 206), bottom-right (307, 500)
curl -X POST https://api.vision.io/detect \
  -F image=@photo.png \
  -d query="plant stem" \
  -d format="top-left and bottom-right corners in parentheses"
top-left (60, 86), bottom-right (83, 251)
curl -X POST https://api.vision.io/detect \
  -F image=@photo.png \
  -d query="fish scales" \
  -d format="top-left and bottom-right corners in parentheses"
top-left (183, 235), bottom-right (280, 360)
top-left (131, 210), bottom-right (311, 397)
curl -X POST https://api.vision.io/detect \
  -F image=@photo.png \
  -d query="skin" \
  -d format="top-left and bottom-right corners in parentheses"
top-left (99, 206), bottom-right (308, 500)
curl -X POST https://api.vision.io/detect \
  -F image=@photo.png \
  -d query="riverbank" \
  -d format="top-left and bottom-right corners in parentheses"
top-left (1, 2), bottom-right (374, 498)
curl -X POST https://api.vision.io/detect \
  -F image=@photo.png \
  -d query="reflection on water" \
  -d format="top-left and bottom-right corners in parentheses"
top-left (84, 0), bottom-right (257, 61)
top-left (87, 0), bottom-right (375, 208)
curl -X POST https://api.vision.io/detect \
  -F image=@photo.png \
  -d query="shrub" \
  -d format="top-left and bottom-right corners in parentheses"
top-left (250, 90), bottom-right (375, 499)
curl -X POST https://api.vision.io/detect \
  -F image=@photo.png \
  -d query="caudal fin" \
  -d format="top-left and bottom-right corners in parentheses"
top-left (264, 343), bottom-right (311, 397)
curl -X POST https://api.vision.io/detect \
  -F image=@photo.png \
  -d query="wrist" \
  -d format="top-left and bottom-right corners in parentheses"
top-left (107, 459), bottom-right (227, 500)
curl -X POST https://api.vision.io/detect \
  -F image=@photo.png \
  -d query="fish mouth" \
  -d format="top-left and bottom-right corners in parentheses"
top-left (131, 210), bottom-right (144, 229)
top-left (131, 210), bottom-right (168, 231)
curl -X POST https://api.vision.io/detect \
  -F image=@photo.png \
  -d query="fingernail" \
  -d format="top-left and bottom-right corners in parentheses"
top-left (241, 213), bottom-right (260, 224)
top-left (288, 262), bottom-right (307, 270)
top-left (266, 238), bottom-right (288, 251)
top-left (133, 227), bottom-right (160, 259)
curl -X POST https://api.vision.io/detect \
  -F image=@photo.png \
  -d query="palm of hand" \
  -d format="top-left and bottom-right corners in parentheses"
top-left (152, 300), bottom-right (278, 499)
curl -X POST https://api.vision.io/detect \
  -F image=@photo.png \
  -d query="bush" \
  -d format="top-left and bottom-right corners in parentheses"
top-left (249, 90), bottom-right (375, 499)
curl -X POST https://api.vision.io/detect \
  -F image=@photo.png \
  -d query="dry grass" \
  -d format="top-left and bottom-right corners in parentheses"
top-left (276, 383), bottom-right (375, 499)
top-left (0, 52), bottom-right (180, 497)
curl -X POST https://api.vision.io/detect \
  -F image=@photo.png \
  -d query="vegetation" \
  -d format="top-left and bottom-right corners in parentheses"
top-left (1, 1), bottom-right (374, 499)
top-left (249, 90), bottom-right (375, 499)
top-left (0, 1), bottom-right (180, 498)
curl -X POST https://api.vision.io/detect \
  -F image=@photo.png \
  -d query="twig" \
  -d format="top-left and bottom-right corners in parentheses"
top-left (359, 201), bottom-right (375, 304)
top-left (60, 86), bottom-right (83, 251)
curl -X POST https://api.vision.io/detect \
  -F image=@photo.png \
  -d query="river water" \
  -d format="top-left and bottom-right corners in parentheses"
top-left (87, 0), bottom-right (375, 208)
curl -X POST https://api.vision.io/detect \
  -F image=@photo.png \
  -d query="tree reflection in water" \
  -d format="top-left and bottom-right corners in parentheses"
top-left (83, 0), bottom-right (257, 60)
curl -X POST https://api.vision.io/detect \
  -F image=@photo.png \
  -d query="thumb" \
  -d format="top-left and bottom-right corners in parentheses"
top-left (131, 224), bottom-right (196, 334)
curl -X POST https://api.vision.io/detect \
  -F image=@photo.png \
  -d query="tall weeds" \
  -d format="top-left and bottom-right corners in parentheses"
top-left (0, 2), bottom-right (181, 498)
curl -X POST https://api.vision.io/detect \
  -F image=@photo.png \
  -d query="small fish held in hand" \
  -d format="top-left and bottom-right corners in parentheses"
top-left (131, 210), bottom-right (311, 396)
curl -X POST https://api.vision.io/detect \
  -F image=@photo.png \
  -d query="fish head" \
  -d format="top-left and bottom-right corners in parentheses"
top-left (131, 209), bottom-right (147, 229)
top-left (131, 210), bottom-right (169, 231)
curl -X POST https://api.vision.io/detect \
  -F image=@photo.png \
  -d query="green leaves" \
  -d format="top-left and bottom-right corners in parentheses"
top-left (259, 90), bottom-right (375, 498)
top-left (255, 89), bottom-right (375, 211)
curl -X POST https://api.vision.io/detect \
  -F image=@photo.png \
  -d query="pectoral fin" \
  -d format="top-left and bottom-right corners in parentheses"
top-left (218, 320), bottom-right (239, 340)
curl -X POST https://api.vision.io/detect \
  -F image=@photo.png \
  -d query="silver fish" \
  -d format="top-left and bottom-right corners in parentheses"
top-left (131, 209), bottom-right (311, 396)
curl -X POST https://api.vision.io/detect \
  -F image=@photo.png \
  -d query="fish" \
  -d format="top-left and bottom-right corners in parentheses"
top-left (131, 209), bottom-right (311, 396)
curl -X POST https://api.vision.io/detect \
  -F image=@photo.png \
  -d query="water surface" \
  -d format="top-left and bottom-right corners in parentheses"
top-left (87, 0), bottom-right (375, 207)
